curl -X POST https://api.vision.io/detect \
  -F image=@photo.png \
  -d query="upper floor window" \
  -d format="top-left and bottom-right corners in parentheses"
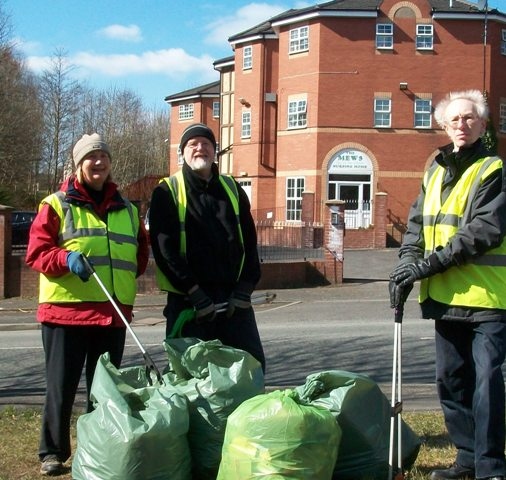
top-left (500, 102), bottom-right (506, 133)
top-left (374, 98), bottom-right (391, 127)
top-left (376, 24), bottom-right (393, 49)
top-left (414, 99), bottom-right (432, 128)
top-left (416, 24), bottom-right (433, 50)
top-left (289, 26), bottom-right (309, 54)
top-left (288, 99), bottom-right (307, 129)
top-left (501, 30), bottom-right (506, 56)
top-left (286, 177), bottom-right (305, 221)
top-left (241, 111), bottom-right (251, 138)
top-left (213, 101), bottom-right (220, 118)
top-left (179, 103), bottom-right (194, 120)
top-left (243, 46), bottom-right (252, 69)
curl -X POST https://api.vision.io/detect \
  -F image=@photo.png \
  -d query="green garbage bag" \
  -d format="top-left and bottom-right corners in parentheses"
top-left (217, 389), bottom-right (341, 479)
top-left (72, 353), bottom-right (191, 480)
top-left (163, 337), bottom-right (265, 480)
top-left (294, 370), bottom-right (421, 480)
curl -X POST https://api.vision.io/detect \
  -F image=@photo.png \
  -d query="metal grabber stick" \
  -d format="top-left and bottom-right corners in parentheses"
top-left (388, 303), bottom-right (405, 480)
top-left (81, 255), bottom-right (163, 385)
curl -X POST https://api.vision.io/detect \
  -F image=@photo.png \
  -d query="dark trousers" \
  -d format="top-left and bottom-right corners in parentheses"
top-left (164, 293), bottom-right (266, 372)
top-left (39, 324), bottom-right (125, 462)
top-left (435, 320), bottom-right (506, 478)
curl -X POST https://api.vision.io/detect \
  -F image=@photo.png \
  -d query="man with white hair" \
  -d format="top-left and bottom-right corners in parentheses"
top-left (390, 90), bottom-right (506, 480)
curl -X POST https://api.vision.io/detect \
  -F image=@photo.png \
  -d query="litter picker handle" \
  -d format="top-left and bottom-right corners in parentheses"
top-left (394, 303), bottom-right (404, 324)
top-left (81, 254), bottom-right (163, 385)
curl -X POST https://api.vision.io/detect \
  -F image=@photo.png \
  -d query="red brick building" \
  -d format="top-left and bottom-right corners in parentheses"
top-left (164, 0), bottom-right (506, 247)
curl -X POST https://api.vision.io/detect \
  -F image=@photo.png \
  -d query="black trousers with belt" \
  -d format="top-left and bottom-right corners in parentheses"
top-left (39, 323), bottom-right (126, 462)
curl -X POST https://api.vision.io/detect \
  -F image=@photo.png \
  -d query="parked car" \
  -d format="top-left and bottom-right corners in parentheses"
top-left (11, 210), bottom-right (36, 246)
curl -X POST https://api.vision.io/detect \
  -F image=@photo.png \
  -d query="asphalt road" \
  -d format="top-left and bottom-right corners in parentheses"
top-left (0, 249), bottom-right (443, 411)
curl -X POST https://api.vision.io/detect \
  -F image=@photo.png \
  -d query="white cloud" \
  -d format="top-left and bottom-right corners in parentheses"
top-left (69, 49), bottom-right (215, 78)
top-left (97, 24), bottom-right (143, 43)
top-left (204, 3), bottom-right (286, 45)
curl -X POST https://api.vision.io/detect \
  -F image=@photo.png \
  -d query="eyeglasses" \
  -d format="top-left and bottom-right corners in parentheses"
top-left (185, 140), bottom-right (214, 149)
top-left (445, 114), bottom-right (479, 128)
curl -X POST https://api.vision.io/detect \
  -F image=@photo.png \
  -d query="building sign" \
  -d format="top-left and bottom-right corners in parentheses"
top-left (328, 149), bottom-right (372, 174)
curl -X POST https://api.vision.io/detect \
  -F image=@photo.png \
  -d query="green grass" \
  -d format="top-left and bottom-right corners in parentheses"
top-left (0, 407), bottom-right (454, 479)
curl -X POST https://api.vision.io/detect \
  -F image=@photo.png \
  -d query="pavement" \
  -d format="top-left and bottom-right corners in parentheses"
top-left (0, 248), bottom-right (400, 330)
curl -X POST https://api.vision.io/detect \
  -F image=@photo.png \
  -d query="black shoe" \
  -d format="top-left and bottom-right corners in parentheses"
top-left (40, 454), bottom-right (65, 476)
top-left (430, 462), bottom-right (475, 480)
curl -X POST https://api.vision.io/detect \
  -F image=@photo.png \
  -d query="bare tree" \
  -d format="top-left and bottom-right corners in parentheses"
top-left (37, 49), bottom-right (83, 194)
top-left (0, 2), bottom-right (43, 208)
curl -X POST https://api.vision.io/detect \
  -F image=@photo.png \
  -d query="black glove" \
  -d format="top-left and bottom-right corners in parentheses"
top-left (226, 290), bottom-right (252, 318)
top-left (388, 279), bottom-right (413, 309)
top-left (390, 255), bottom-right (444, 287)
top-left (388, 254), bottom-right (445, 308)
top-left (66, 252), bottom-right (91, 282)
top-left (188, 286), bottom-right (216, 323)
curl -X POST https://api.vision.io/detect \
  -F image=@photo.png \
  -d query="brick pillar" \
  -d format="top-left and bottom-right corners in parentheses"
top-left (301, 191), bottom-right (315, 248)
top-left (320, 200), bottom-right (345, 285)
top-left (0, 206), bottom-right (13, 299)
top-left (374, 192), bottom-right (388, 248)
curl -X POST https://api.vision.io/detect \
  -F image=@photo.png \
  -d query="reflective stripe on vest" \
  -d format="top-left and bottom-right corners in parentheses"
top-left (419, 155), bottom-right (506, 308)
top-left (39, 191), bottom-right (139, 305)
top-left (156, 170), bottom-right (245, 293)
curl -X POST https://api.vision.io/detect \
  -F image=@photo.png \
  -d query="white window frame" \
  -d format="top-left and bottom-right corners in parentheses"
top-left (416, 24), bottom-right (433, 50)
top-left (501, 29), bottom-right (506, 56)
top-left (500, 102), bottom-right (506, 133)
top-left (289, 26), bottom-right (309, 54)
top-left (414, 98), bottom-right (432, 128)
top-left (243, 45), bottom-right (252, 69)
top-left (241, 111), bottom-right (251, 138)
top-left (178, 103), bottom-right (194, 120)
top-left (288, 99), bottom-right (307, 129)
top-left (374, 98), bottom-right (391, 128)
top-left (286, 177), bottom-right (305, 221)
top-left (376, 24), bottom-right (393, 49)
top-left (212, 101), bottom-right (220, 118)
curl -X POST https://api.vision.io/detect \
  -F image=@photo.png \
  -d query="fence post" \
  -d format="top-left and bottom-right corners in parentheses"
top-left (301, 191), bottom-right (315, 248)
top-left (374, 192), bottom-right (388, 248)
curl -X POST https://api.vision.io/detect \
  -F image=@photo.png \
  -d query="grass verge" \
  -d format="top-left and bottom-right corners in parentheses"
top-left (0, 407), bottom-right (454, 479)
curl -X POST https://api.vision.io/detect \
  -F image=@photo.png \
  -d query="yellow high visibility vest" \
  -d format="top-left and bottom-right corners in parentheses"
top-left (39, 191), bottom-right (139, 305)
top-left (419, 155), bottom-right (506, 308)
top-left (155, 170), bottom-right (245, 293)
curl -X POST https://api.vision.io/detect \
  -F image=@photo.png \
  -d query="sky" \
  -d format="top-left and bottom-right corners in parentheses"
top-left (3, 0), bottom-right (506, 110)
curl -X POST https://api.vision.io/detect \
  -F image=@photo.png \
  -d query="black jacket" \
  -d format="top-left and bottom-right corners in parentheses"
top-left (149, 162), bottom-right (261, 302)
top-left (399, 139), bottom-right (506, 321)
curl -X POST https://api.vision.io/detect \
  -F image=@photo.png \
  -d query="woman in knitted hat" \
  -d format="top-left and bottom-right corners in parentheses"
top-left (26, 133), bottom-right (150, 476)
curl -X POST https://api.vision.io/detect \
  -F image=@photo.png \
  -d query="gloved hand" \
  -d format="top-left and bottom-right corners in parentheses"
top-left (226, 290), bottom-right (252, 318)
top-left (388, 279), bottom-right (413, 309)
top-left (66, 251), bottom-right (91, 282)
top-left (390, 255), bottom-right (443, 287)
top-left (188, 286), bottom-right (216, 323)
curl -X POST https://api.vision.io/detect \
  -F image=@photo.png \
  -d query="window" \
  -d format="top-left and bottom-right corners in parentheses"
top-left (289, 26), bottom-right (309, 54)
top-left (179, 103), bottom-right (194, 120)
top-left (243, 46), bottom-right (252, 69)
top-left (376, 24), bottom-right (393, 49)
top-left (241, 111), bottom-right (251, 138)
top-left (288, 99), bottom-right (307, 128)
top-left (500, 102), bottom-right (506, 133)
top-left (416, 24), bottom-right (433, 50)
top-left (286, 177), bottom-right (305, 221)
top-left (414, 99), bottom-right (432, 128)
top-left (374, 98), bottom-right (391, 127)
top-left (213, 101), bottom-right (220, 118)
top-left (501, 30), bottom-right (506, 56)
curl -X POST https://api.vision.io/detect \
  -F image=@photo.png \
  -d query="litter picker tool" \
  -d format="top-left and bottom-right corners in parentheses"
top-left (168, 291), bottom-right (277, 339)
top-left (388, 303), bottom-right (405, 480)
top-left (81, 254), bottom-right (163, 385)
